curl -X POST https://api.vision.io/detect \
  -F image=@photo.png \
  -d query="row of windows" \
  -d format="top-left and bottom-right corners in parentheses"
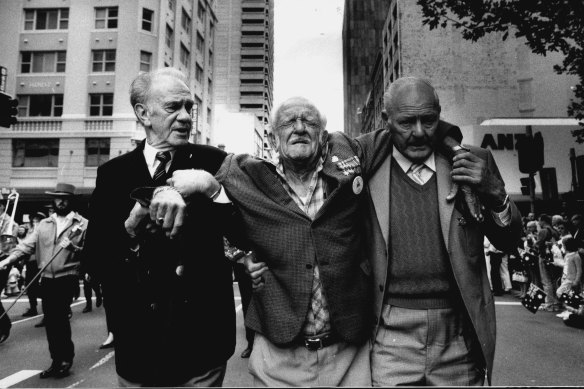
top-left (12, 138), bottom-right (110, 168)
top-left (16, 89), bottom-right (214, 117)
top-left (19, 50), bottom-right (152, 74)
top-left (17, 94), bottom-right (113, 117)
top-left (23, 5), bottom-right (215, 36)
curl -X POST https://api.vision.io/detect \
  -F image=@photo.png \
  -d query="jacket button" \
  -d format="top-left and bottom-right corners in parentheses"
top-left (306, 264), bottom-right (313, 269)
top-left (379, 284), bottom-right (383, 292)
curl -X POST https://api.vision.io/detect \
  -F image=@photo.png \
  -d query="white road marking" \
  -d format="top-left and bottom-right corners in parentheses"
top-left (0, 370), bottom-right (42, 388)
top-left (89, 351), bottom-right (115, 371)
top-left (495, 301), bottom-right (522, 305)
top-left (67, 378), bottom-right (86, 388)
top-left (236, 304), bottom-right (243, 314)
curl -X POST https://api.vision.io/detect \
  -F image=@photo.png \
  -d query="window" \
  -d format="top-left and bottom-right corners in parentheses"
top-left (89, 93), bottom-right (114, 116)
top-left (197, 2), bottom-right (206, 23)
top-left (20, 51), bottom-right (66, 73)
top-left (17, 94), bottom-right (63, 117)
top-left (166, 24), bottom-right (174, 48)
top-left (207, 108), bottom-right (212, 124)
top-left (13, 139), bottom-right (59, 167)
top-left (242, 30), bottom-right (264, 36)
top-left (179, 44), bottom-right (190, 68)
top-left (95, 7), bottom-right (118, 29)
top-left (196, 33), bottom-right (204, 52)
top-left (181, 8), bottom-right (191, 34)
top-left (208, 50), bottom-right (213, 67)
top-left (92, 50), bottom-right (116, 72)
top-left (168, 0), bottom-right (175, 11)
top-left (195, 64), bottom-right (203, 83)
top-left (85, 138), bottom-right (110, 167)
top-left (24, 8), bottom-right (69, 30)
top-left (241, 42), bottom-right (264, 48)
top-left (140, 51), bottom-right (152, 72)
top-left (209, 21), bottom-right (215, 40)
top-left (142, 8), bottom-right (153, 32)
top-left (207, 78), bottom-right (213, 93)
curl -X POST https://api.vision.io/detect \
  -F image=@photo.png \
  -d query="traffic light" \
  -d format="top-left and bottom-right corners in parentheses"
top-left (517, 131), bottom-right (544, 174)
top-left (0, 92), bottom-right (18, 128)
top-left (520, 176), bottom-right (536, 195)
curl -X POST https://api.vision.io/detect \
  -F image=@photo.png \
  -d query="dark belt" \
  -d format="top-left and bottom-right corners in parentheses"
top-left (299, 332), bottom-right (340, 351)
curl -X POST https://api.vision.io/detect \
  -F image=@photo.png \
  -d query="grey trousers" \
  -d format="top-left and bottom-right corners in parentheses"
top-left (372, 304), bottom-right (486, 386)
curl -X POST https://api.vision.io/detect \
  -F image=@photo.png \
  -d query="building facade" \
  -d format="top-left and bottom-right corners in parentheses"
top-left (0, 0), bottom-right (217, 214)
top-left (343, 0), bottom-right (584, 211)
top-left (213, 0), bottom-right (274, 157)
top-left (342, 0), bottom-right (390, 138)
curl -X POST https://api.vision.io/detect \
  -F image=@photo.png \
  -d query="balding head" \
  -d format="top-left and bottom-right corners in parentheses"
top-left (383, 77), bottom-right (440, 117)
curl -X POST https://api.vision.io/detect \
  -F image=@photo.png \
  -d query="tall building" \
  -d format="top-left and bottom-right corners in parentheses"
top-left (0, 0), bottom-right (217, 214)
top-left (342, 0), bottom-right (390, 138)
top-left (343, 0), bottom-right (584, 210)
top-left (214, 0), bottom-right (274, 157)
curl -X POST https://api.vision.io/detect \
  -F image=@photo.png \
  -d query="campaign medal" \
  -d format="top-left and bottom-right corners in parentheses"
top-left (353, 176), bottom-right (363, 194)
top-left (336, 156), bottom-right (361, 176)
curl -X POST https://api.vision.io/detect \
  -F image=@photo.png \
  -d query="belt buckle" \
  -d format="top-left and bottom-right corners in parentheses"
top-left (304, 337), bottom-right (324, 351)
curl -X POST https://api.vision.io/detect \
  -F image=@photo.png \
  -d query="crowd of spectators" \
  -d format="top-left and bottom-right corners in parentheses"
top-left (485, 211), bottom-right (584, 328)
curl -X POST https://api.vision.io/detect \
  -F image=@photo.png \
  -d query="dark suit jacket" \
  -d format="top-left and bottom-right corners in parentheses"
top-left (357, 131), bottom-right (522, 384)
top-left (84, 141), bottom-right (235, 385)
top-left (216, 131), bottom-right (373, 345)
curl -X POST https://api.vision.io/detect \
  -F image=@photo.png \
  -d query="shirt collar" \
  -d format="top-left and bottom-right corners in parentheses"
top-left (143, 141), bottom-right (175, 170)
top-left (392, 146), bottom-right (436, 173)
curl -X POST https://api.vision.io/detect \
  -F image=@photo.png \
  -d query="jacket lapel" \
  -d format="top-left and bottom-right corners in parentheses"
top-left (435, 152), bottom-right (455, 251)
top-left (240, 158), bottom-right (308, 219)
top-left (369, 153), bottom-right (391, 247)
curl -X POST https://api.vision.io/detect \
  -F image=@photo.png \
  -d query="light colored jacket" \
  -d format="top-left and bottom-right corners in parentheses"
top-left (10, 213), bottom-right (87, 278)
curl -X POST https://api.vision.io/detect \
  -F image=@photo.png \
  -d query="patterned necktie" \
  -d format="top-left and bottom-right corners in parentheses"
top-left (152, 151), bottom-right (171, 185)
top-left (308, 266), bottom-right (328, 335)
top-left (409, 163), bottom-right (426, 185)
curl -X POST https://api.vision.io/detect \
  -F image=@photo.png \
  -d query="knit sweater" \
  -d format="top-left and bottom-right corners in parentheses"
top-left (385, 160), bottom-right (459, 309)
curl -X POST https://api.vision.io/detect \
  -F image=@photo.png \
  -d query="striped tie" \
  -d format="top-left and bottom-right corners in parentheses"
top-left (409, 163), bottom-right (426, 185)
top-left (152, 151), bottom-right (171, 185)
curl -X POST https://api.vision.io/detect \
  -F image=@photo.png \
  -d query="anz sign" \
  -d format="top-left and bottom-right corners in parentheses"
top-left (480, 133), bottom-right (529, 151)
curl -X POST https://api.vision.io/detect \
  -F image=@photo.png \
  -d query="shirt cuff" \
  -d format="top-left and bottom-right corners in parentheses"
top-left (213, 185), bottom-right (232, 204)
top-left (490, 203), bottom-right (511, 227)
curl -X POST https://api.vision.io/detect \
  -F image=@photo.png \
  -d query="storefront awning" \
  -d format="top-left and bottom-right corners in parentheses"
top-left (480, 117), bottom-right (581, 126)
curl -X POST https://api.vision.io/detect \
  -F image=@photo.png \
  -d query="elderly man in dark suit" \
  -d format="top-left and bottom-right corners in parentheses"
top-left (83, 68), bottom-right (235, 387)
top-left (356, 77), bottom-right (522, 386)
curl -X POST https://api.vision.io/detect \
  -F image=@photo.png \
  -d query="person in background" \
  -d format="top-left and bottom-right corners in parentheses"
top-left (0, 183), bottom-right (87, 378)
top-left (537, 214), bottom-right (561, 312)
top-left (555, 237), bottom-right (582, 319)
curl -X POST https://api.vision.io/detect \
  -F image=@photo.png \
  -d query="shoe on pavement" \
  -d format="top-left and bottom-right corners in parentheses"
top-left (40, 361), bottom-right (60, 379)
top-left (96, 295), bottom-right (103, 308)
top-left (240, 346), bottom-right (252, 358)
top-left (0, 330), bottom-right (9, 344)
top-left (40, 360), bottom-right (72, 379)
top-left (99, 332), bottom-right (114, 349)
top-left (82, 305), bottom-right (92, 313)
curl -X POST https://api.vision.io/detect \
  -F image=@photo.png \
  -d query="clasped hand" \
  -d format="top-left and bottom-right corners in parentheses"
top-left (125, 187), bottom-right (186, 240)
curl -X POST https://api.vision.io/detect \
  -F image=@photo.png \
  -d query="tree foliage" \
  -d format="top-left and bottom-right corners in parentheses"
top-left (417, 0), bottom-right (584, 142)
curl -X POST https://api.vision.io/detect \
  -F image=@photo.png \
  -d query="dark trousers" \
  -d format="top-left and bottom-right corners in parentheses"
top-left (25, 261), bottom-right (40, 309)
top-left (83, 278), bottom-right (102, 308)
top-left (41, 276), bottom-right (77, 363)
top-left (489, 253), bottom-right (504, 294)
top-left (233, 263), bottom-right (254, 346)
top-left (0, 299), bottom-right (11, 336)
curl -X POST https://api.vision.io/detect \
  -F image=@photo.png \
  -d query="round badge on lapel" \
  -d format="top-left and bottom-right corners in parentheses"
top-left (353, 176), bottom-right (363, 194)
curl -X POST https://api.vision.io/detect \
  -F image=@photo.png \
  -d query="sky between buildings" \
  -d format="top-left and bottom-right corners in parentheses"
top-left (273, 0), bottom-right (345, 133)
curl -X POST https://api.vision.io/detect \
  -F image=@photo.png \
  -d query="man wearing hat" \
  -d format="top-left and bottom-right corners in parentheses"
top-left (0, 182), bottom-right (88, 378)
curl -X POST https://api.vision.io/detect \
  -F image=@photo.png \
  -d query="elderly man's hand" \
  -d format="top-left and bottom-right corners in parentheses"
top-left (451, 151), bottom-right (506, 209)
top-left (125, 201), bottom-right (156, 237)
top-left (149, 187), bottom-right (186, 239)
top-left (243, 252), bottom-right (268, 289)
top-left (167, 169), bottom-right (221, 200)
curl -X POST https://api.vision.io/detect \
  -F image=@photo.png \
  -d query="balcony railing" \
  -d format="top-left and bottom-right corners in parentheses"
top-left (85, 120), bottom-right (113, 131)
top-left (12, 119), bottom-right (63, 132)
top-left (8, 118), bottom-right (116, 132)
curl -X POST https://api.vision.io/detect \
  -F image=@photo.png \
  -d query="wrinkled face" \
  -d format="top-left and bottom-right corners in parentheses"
top-left (270, 100), bottom-right (327, 167)
top-left (139, 75), bottom-right (194, 150)
top-left (53, 197), bottom-right (72, 216)
top-left (385, 84), bottom-right (440, 163)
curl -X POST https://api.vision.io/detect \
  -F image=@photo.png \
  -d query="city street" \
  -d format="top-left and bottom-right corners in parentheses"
top-left (0, 286), bottom-right (583, 387)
